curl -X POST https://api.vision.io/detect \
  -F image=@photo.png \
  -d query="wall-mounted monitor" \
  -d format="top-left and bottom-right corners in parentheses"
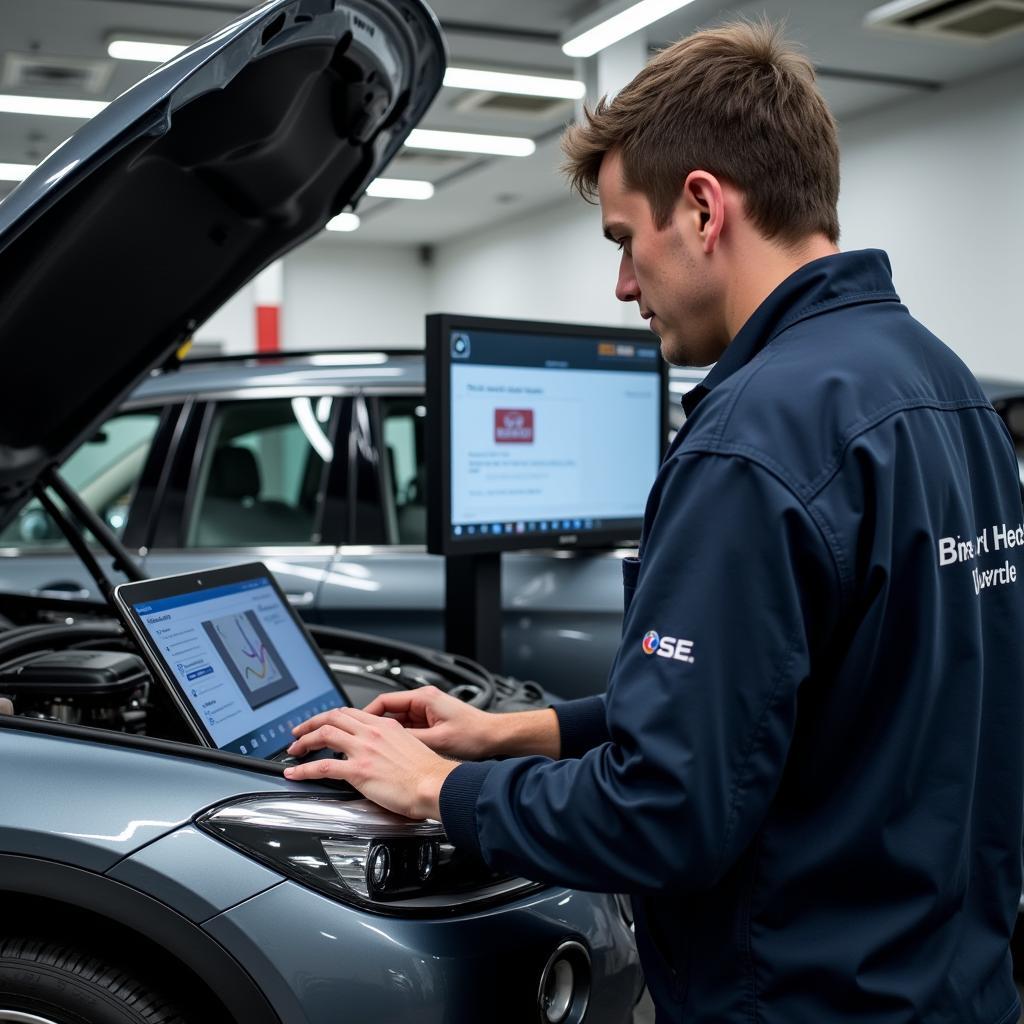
top-left (426, 313), bottom-right (668, 556)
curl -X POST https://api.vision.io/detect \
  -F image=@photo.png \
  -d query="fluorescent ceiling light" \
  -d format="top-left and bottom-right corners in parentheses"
top-left (405, 129), bottom-right (535, 157)
top-left (563, 0), bottom-right (698, 58)
top-left (326, 212), bottom-right (361, 232)
top-left (0, 95), bottom-right (108, 119)
top-left (108, 39), bottom-right (188, 63)
top-left (443, 67), bottom-right (585, 100)
top-left (0, 162), bottom-right (34, 182)
top-left (366, 178), bottom-right (434, 200)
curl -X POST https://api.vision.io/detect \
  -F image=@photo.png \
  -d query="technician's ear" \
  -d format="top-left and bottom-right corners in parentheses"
top-left (681, 170), bottom-right (725, 254)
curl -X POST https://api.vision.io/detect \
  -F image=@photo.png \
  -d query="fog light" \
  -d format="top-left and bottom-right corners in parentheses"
top-left (368, 844), bottom-right (391, 892)
top-left (417, 840), bottom-right (437, 882)
top-left (538, 941), bottom-right (590, 1024)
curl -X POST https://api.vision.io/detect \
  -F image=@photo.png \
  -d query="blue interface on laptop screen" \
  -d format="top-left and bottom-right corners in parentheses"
top-left (133, 577), bottom-right (345, 756)
top-left (447, 328), bottom-right (662, 542)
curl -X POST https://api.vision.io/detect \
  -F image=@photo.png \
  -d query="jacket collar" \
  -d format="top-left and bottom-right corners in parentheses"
top-left (681, 248), bottom-right (899, 417)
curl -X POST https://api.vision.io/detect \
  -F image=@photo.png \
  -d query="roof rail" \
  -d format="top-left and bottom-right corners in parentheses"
top-left (162, 347), bottom-right (425, 372)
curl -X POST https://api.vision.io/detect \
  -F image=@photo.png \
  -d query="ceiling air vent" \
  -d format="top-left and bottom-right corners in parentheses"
top-left (2, 53), bottom-right (114, 95)
top-left (450, 90), bottom-right (572, 120)
top-left (866, 0), bottom-right (1024, 41)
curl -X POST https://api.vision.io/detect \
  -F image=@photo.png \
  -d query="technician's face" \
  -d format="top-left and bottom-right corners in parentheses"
top-left (598, 150), bottom-right (720, 367)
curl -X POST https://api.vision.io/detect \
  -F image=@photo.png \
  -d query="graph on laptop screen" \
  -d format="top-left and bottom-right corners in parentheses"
top-left (131, 575), bottom-right (345, 755)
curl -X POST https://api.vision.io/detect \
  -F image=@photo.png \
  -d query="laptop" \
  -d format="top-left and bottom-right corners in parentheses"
top-left (113, 562), bottom-right (350, 762)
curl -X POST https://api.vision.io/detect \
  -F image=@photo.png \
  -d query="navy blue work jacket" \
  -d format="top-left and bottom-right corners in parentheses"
top-left (440, 250), bottom-right (1024, 1023)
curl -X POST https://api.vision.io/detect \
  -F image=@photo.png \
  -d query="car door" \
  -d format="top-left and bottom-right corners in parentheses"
top-left (142, 392), bottom-right (348, 609)
top-left (318, 392), bottom-right (628, 700)
top-left (0, 404), bottom-right (179, 603)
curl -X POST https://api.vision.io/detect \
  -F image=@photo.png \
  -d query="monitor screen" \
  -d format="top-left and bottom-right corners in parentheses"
top-left (130, 574), bottom-right (346, 756)
top-left (426, 314), bottom-right (667, 555)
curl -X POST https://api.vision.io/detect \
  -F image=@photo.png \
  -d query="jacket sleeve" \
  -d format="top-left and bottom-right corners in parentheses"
top-left (552, 696), bottom-right (610, 759)
top-left (439, 451), bottom-right (841, 894)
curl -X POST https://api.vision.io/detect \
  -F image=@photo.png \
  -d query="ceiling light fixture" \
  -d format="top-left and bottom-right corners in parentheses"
top-left (365, 178), bottom-right (434, 200)
top-left (107, 39), bottom-right (189, 63)
top-left (0, 95), bottom-right (107, 119)
top-left (326, 212), bottom-right (361, 232)
top-left (0, 162), bottom-right (34, 182)
top-left (443, 67), bottom-right (585, 100)
top-left (405, 129), bottom-right (535, 157)
top-left (562, 0), bottom-right (698, 58)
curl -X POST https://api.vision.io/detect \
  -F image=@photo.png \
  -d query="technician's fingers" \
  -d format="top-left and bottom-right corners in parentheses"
top-left (362, 692), bottom-right (420, 718)
top-left (287, 723), bottom-right (352, 756)
top-left (339, 706), bottom-right (396, 727)
top-left (283, 757), bottom-right (352, 783)
top-left (291, 707), bottom-right (359, 737)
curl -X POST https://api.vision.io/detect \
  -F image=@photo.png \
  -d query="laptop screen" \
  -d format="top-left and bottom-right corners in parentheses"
top-left (130, 573), bottom-right (346, 757)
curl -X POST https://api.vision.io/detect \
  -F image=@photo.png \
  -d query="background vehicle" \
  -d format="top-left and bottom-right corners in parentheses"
top-left (0, 352), bottom-right (706, 699)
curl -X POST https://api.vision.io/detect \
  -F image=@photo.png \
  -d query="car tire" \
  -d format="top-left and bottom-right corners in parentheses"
top-left (0, 937), bottom-right (192, 1024)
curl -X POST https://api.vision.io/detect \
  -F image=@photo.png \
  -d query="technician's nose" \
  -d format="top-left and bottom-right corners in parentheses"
top-left (615, 254), bottom-right (639, 304)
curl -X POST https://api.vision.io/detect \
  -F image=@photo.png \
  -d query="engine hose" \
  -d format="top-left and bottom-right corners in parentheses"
top-left (306, 624), bottom-right (497, 709)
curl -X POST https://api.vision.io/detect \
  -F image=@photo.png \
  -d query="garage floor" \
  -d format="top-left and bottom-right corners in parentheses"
top-left (632, 989), bottom-right (655, 1023)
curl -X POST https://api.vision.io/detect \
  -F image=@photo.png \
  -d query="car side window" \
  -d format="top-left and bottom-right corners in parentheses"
top-left (186, 398), bottom-right (334, 547)
top-left (0, 411), bottom-right (162, 550)
top-left (380, 397), bottom-right (427, 545)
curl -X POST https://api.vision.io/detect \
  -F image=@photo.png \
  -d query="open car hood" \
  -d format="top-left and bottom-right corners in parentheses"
top-left (0, 0), bottom-right (444, 530)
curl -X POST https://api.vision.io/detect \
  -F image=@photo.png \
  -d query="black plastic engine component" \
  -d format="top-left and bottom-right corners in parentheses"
top-left (0, 648), bottom-right (149, 731)
top-left (0, 650), bottom-right (148, 700)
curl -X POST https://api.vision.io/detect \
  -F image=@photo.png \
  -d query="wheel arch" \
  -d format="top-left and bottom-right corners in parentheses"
top-left (0, 854), bottom-right (281, 1024)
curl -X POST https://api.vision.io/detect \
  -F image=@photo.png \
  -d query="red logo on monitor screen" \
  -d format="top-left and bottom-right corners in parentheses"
top-left (495, 409), bottom-right (534, 443)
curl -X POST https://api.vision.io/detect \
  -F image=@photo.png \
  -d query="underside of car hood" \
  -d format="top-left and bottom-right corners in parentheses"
top-left (0, 0), bottom-right (444, 530)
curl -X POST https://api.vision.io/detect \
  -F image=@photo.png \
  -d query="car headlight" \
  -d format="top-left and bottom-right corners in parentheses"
top-left (195, 795), bottom-right (539, 915)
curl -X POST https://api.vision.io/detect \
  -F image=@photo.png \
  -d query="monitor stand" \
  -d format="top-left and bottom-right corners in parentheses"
top-left (444, 552), bottom-right (502, 674)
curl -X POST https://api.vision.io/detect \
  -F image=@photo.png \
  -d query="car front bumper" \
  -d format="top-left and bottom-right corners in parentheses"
top-left (203, 878), bottom-right (643, 1024)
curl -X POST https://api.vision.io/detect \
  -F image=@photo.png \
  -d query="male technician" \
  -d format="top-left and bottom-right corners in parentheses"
top-left (286, 21), bottom-right (1024, 1023)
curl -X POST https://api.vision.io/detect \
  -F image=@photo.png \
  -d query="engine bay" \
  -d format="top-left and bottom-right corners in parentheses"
top-left (0, 601), bottom-right (551, 748)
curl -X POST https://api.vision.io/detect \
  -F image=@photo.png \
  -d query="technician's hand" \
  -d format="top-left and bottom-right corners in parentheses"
top-left (361, 685), bottom-right (500, 761)
top-left (284, 707), bottom-right (459, 821)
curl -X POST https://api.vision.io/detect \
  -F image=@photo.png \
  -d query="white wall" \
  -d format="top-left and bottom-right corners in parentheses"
top-left (194, 282), bottom-right (255, 354)
top-left (430, 198), bottom-right (642, 329)
top-left (838, 61), bottom-right (1024, 380)
top-left (281, 243), bottom-right (429, 350)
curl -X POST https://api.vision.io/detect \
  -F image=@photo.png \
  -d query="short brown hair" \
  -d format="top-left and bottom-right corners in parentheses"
top-left (562, 20), bottom-right (840, 244)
